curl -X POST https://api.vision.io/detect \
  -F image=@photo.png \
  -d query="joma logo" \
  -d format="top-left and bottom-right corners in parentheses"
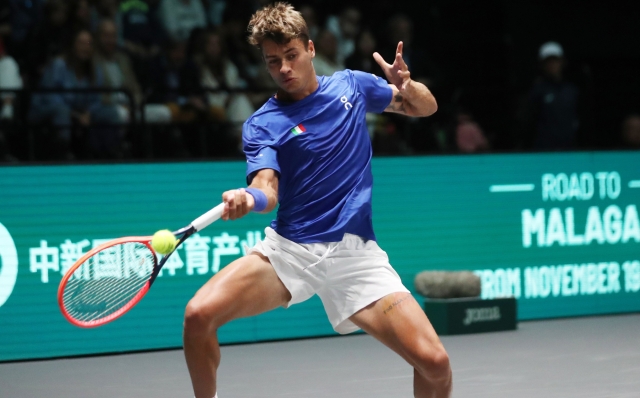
top-left (463, 306), bottom-right (501, 326)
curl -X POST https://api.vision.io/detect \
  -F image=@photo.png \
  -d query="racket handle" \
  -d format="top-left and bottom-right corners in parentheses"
top-left (191, 203), bottom-right (225, 232)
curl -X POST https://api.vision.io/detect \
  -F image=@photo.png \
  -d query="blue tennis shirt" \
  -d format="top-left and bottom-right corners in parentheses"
top-left (243, 70), bottom-right (392, 243)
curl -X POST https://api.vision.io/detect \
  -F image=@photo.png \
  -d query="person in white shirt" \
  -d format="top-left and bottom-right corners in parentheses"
top-left (312, 29), bottom-right (345, 77)
top-left (0, 39), bottom-right (23, 121)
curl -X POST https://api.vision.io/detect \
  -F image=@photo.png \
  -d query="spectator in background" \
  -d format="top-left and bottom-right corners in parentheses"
top-left (147, 38), bottom-right (221, 157)
top-left (0, 36), bottom-right (22, 163)
top-left (0, 37), bottom-right (23, 121)
top-left (194, 29), bottom-right (254, 149)
top-left (146, 39), bottom-right (206, 124)
top-left (312, 29), bottom-right (344, 77)
top-left (29, 29), bottom-right (122, 160)
top-left (325, 6), bottom-right (360, 65)
top-left (90, 0), bottom-right (122, 34)
top-left (25, 0), bottom-right (72, 84)
top-left (0, 3), bottom-right (10, 44)
top-left (0, 127), bottom-right (14, 162)
top-left (119, 0), bottom-right (167, 89)
top-left (95, 18), bottom-right (178, 125)
top-left (94, 18), bottom-right (143, 123)
top-left (344, 27), bottom-right (388, 146)
top-left (202, 0), bottom-right (227, 29)
top-left (377, 14), bottom-right (443, 155)
top-left (517, 41), bottom-right (580, 151)
top-left (158, 0), bottom-right (206, 42)
top-left (220, 1), bottom-right (275, 91)
top-left (620, 113), bottom-right (640, 149)
top-left (299, 4), bottom-right (319, 41)
top-left (345, 28), bottom-right (381, 75)
top-left (455, 110), bottom-right (490, 153)
top-left (70, 0), bottom-right (92, 33)
top-left (2, 0), bottom-right (46, 68)
top-left (120, 0), bottom-right (164, 57)
top-left (380, 13), bottom-right (441, 89)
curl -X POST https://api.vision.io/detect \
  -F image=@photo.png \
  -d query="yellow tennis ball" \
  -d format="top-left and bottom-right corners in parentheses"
top-left (151, 229), bottom-right (177, 255)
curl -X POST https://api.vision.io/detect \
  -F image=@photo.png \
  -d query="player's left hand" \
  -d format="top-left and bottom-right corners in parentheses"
top-left (373, 41), bottom-right (412, 92)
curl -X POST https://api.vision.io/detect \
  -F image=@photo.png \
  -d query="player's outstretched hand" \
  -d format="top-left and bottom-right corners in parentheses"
top-left (373, 41), bottom-right (411, 92)
top-left (222, 188), bottom-right (255, 221)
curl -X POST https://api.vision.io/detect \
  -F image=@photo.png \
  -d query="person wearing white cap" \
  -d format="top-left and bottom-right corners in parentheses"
top-left (539, 41), bottom-right (564, 60)
top-left (517, 41), bottom-right (580, 150)
top-left (538, 41), bottom-right (565, 83)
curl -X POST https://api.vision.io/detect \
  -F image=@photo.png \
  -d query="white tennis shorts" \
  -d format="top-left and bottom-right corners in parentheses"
top-left (249, 227), bottom-right (410, 334)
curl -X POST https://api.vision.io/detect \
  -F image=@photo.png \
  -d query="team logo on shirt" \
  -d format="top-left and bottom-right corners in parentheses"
top-left (291, 124), bottom-right (306, 135)
top-left (341, 96), bottom-right (353, 110)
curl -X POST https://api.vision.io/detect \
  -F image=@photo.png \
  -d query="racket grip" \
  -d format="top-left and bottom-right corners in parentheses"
top-left (191, 203), bottom-right (225, 232)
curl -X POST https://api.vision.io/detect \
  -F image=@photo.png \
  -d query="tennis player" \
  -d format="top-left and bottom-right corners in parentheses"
top-left (183, 3), bottom-right (452, 398)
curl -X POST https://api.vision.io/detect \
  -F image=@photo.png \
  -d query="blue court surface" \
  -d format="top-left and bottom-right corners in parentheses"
top-left (1, 313), bottom-right (638, 398)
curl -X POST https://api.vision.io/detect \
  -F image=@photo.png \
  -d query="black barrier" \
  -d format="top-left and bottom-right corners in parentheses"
top-left (423, 297), bottom-right (518, 335)
top-left (0, 88), bottom-right (137, 161)
top-left (0, 88), bottom-right (265, 162)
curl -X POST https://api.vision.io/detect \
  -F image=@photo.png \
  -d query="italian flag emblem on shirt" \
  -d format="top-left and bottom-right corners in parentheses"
top-left (291, 124), bottom-right (306, 135)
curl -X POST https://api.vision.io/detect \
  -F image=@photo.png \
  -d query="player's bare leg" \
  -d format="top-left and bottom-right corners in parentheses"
top-left (349, 292), bottom-right (452, 398)
top-left (183, 253), bottom-right (291, 398)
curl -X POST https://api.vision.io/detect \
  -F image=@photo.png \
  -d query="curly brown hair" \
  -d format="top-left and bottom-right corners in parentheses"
top-left (247, 2), bottom-right (309, 49)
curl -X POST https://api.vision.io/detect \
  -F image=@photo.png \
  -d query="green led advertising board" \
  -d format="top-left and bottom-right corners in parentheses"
top-left (1, 151), bottom-right (639, 361)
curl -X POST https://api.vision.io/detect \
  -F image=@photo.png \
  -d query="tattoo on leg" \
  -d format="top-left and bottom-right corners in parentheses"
top-left (383, 294), bottom-right (412, 315)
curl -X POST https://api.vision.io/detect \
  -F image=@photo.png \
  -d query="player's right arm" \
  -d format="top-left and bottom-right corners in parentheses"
top-left (227, 118), bottom-right (281, 221)
top-left (222, 169), bottom-right (279, 220)
top-left (248, 168), bottom-right (279, 213)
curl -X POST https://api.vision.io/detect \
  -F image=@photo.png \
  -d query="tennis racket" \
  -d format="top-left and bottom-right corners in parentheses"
top-left (57, 203), bottom-right (226, 328)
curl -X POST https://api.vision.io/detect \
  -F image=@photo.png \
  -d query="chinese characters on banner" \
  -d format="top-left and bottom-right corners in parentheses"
top-left (29, 231), bottom-right (262, 283)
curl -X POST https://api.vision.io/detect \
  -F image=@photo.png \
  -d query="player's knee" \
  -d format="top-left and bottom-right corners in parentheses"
top-left (183, 300), bottom-right (209, 338)
top-left (183, 297), bottom-right (223, 338)
top-left (414, 345), bottom-right (451, 382)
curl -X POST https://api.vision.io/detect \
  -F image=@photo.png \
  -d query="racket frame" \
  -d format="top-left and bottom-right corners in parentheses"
top-left (57, 203), bottom-right (225, 328)
top-left (57, 228), bottom-right (193, 328)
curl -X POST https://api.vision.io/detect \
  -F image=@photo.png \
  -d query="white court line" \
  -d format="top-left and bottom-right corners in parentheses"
top-left (489, 184), bottom-right (535, 193)
top-left (628, 180), bottom-right (640, 188)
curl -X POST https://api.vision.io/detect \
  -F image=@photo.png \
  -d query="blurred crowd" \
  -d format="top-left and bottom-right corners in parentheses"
top-left (0, 0), bottom-right (638, 163)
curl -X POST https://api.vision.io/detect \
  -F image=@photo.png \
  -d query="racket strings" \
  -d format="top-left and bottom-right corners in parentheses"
top-left (62, 242), bottom-right (156, 323)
